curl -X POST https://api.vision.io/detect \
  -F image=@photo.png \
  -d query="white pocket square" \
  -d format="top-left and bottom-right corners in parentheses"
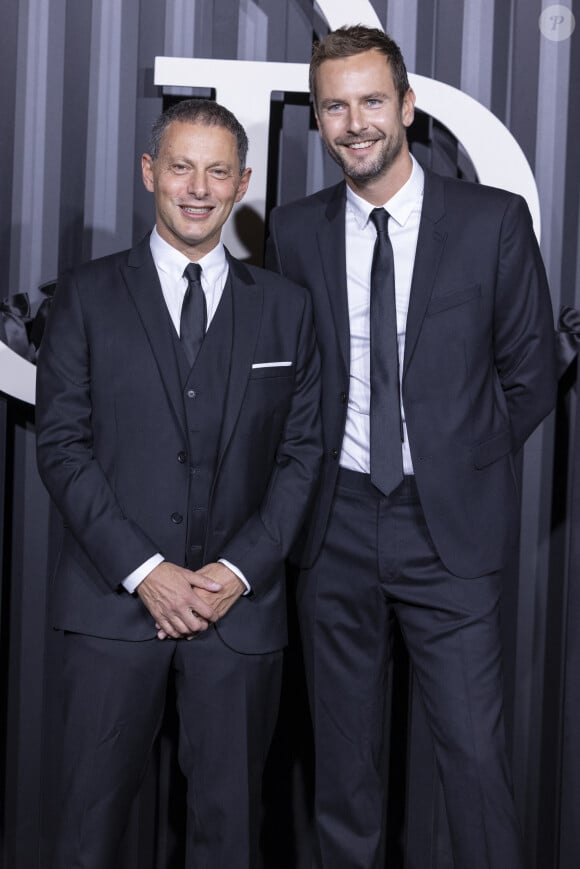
top-left (251, 361), bottom-right (293, 369)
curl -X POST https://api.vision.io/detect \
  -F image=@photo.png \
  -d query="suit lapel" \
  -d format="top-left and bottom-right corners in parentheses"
top-left (403, 169), bottom-right (448, 376)
top-left (216, 253), bottom-right (262, 464)
top-left (121, 236), bottom-right (186, 437)
top-left (317, 182), bottom-right (350, 372)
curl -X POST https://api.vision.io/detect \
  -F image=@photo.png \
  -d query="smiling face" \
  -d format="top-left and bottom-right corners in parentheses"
top-left (142, 120), bottom-right (251, 260)
top-left (314, 49), bottom-right (415, 202)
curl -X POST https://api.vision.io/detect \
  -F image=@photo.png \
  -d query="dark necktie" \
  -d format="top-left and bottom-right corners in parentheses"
top-left (369, 207), bottom-right (404, 495)
top-left (180, 262), bottom-right (207, 365)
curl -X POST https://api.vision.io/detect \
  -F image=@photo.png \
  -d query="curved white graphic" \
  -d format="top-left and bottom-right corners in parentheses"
top-left (1, 0), bottom-right (542, 406)
top-left (0, 342), bottom-right (37, 405)
top-left (317, 0), bottom-right (382, 29)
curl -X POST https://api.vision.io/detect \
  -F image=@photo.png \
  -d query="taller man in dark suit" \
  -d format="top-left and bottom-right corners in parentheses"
top-left (36, 98), bottom-right (321, 869)
top-left (266, 26), bottom-right (557, 869)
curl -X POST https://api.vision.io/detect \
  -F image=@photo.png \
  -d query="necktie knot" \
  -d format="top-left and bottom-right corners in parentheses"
top-left (370, 207), bottom-right (390, 236)
top-left (184, 262), bottom-right (202, 284)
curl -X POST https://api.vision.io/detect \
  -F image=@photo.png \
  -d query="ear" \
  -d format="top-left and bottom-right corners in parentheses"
top-left (402, 88), bottom-right (416, 128)
top-left (141, 154), bottom-right (155, 192)
top-left (235, 167), bottom-right (252, 203)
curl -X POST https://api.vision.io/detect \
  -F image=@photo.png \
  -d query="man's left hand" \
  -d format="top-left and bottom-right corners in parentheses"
top-left (193, 562), bottom-right (246, 621)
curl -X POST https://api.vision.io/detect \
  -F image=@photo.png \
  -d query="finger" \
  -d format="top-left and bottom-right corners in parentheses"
top-left (156, 612), bottom-right (194, 639)
top-left (186, 595), bottom-right (217, 623)
top-left (180, 606), bottom-right (210, 633)
top-left (190, 571), bottom-right (222, 592)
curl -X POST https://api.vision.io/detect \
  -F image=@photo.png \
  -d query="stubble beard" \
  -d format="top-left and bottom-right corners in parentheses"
top-left (325, 126), bottom-right (406, 187)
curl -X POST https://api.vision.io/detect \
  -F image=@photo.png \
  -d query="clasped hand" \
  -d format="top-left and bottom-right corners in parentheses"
top-left (137, 561), bottom-right (245, 640)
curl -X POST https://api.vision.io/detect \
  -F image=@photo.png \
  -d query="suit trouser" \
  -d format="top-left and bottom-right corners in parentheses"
top-left (51, 626), bottom-right (282, 869)
top-left (297, 469), bottom-right (524, 869)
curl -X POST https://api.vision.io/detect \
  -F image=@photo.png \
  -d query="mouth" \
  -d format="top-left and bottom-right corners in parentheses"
top-left (349, 141), bottom-right (375, 150)
top-left (339, 139), bottom-right (381, 153)
top-left (179, 204), bottom-right (214, 217)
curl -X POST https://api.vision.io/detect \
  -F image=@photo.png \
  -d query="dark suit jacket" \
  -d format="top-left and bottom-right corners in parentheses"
top-left (36, 236), bottom-right (321, 653)
top-left (266, 169), bottom-right (557, 578)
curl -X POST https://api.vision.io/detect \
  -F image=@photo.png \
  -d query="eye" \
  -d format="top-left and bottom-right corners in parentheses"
top-left (366, 98), bottom-right (382, 107)
top-left (210, 166), bottom-right (233, 181)
top-left (324, 103), bottom-right (344, 114)
top-left (171, 163), bottom-right (189, 174)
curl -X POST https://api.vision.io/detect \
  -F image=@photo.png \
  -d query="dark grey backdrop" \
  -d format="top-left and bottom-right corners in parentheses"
top-left (1, 1), bottom-right (578, 867)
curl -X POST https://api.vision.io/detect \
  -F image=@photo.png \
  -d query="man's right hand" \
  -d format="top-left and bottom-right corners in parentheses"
top-left (136, 561), bottom-right (222, 640)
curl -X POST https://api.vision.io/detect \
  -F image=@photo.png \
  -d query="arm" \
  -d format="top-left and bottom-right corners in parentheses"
top-left (494, 195), bottom-right (557, 452)
top-left (35, 271), bottom-right (222, 636)
top-left (264, 207), bottom-right (284, 275)
top-left (36, 271), bottom-right (159, 585)
top-left (216, 290), bottom-right (322, 598)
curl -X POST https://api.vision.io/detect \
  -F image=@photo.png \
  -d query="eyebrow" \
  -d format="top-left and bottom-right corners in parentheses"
top-left (319, 91), bottom-right (389, 107)
top-left (166, 156), bottom-right (232, 169)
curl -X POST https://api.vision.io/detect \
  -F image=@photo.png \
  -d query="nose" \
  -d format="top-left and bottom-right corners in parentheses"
top-left (187, 170), bottom-right (209, 198)
top-left (346, 105), bottom-right (368, 134)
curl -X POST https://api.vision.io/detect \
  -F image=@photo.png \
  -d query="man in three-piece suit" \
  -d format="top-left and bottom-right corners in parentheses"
top-left (36, 98), bottom-right (321, 868)
top-left (266, 26), bottom-right (557, 869)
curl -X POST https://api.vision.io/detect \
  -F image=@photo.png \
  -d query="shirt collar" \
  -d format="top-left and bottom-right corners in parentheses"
top-left (346, 154), bottom-right (425, 230)
top-left (149, 227), bottom-right (228, 285)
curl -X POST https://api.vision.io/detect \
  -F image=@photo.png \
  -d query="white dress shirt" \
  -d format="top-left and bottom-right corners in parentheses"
top-left (122, 229), bottom-right (249, 595)
top-left (149, 226), bottom-right (229, 334)
top-left (340, 155), bottom-right (424, 477)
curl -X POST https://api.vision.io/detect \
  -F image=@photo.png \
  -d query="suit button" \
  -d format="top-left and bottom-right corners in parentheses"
top-left (177, 451), bottom-right (187, 463)
top-left (330, 448), bottom-right (339, 459)
top-left (171, 512), bottom-right (183, 524)
top-left (340, 391), bottom-right (347, 404)
top-left (186, 389), bottom-right (196, 399)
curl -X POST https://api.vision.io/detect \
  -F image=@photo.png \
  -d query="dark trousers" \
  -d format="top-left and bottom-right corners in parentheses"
top-left (297, 469), bottom-right (523, 869)
top-left (51, 627), bottom-right (282, 869)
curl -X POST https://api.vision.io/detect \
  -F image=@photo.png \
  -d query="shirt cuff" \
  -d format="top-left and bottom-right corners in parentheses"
top-left (218, 558), bottom-right (251, 595)
top-left (122, 553), bottom-right (165, 594)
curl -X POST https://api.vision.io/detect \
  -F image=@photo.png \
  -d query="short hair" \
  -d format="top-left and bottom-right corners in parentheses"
top-left (148, 98), bottom-right (249, 173)
top-left (309, 25), bottom-right (410, 110)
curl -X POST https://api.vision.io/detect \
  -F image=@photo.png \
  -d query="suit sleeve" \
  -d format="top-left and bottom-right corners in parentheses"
top-left (219, 289), bottom-right (322, 596)
top-left (264, 207), bottom-right (284, 275)
top-left (36, 271), bottom-right (160, 590)
top-left (493, 195), bottom-right (557, 452)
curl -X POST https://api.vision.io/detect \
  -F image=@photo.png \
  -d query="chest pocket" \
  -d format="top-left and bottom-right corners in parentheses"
top-left (426, 283), bottom-right (481, 316)
top-left (249, 363), bottom-right (295, 380)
